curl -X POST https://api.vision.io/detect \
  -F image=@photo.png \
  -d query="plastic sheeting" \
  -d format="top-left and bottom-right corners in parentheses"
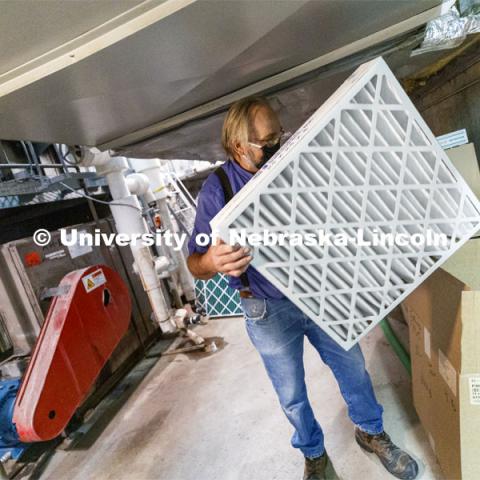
top-left (412, 4), bottom-right (480, 55)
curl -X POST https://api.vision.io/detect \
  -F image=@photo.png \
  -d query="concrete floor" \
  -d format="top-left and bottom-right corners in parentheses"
top-left (34, 316), bottom-right (444, 480)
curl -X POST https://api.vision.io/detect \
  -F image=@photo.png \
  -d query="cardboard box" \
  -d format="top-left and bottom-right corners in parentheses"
top-left (446, 143), bottom-right (480, 201)
top-left (401, 239), bottom-right (480, 480)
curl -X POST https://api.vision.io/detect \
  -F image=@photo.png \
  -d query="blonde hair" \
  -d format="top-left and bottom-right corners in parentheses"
top-left (221, 96), bottom-right (272, 158)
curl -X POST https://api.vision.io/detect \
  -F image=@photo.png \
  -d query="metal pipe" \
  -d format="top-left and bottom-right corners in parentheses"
top-left (0, 163), bottom-right (71, 169)
top-left (26, 142), bottom-right (42, 177)
top-left (19, 141), bottom-right (37, 176)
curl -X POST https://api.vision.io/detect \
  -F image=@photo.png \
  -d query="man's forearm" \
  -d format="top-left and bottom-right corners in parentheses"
top-left (187, 251), bottom-right (217, 280)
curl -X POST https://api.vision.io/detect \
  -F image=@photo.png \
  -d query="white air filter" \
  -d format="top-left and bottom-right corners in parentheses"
top-left (210, 57), bottom-right (480, 350)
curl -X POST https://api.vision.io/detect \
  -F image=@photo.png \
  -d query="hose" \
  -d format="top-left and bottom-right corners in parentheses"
top-left (380, 317), bottom-right (411, 376)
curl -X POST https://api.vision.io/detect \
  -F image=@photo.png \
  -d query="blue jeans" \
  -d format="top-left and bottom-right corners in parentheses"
top-left (240, 296), bottom-right (384, 459)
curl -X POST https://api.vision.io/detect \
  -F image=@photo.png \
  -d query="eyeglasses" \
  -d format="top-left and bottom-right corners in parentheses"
top-left (248, 129), bottom-right (291, 149)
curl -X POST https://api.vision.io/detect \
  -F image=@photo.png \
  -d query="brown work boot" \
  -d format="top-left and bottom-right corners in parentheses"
top-left (303, 452), bottom-right (329, 480)
top-left (355, 427), bottom-right (419, 480)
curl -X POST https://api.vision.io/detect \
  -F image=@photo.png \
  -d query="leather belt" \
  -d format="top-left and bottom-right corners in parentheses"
top-left (239, 289), bottom-right (254, 299)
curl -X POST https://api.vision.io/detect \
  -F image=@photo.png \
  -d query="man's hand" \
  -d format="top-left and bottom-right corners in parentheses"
top-left (207, 240), bottom-right (252, 277)
top-left (186, 239), bottom-right (252, 280)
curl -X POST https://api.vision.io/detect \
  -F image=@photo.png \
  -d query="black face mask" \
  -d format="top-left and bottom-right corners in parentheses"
top-left (256, 141), bottom-right (281, 169)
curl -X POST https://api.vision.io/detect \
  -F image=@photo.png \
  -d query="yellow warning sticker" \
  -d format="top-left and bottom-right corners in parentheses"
top-left (82, 269), bottom-right (106, 293)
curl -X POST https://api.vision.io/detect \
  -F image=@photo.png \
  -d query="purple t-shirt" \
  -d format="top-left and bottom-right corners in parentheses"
top-left (187, 159), bottom-right (285, 299)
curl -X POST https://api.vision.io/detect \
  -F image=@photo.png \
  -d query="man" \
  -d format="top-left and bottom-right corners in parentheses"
top-left (187, 97), bottom-right (418, 480)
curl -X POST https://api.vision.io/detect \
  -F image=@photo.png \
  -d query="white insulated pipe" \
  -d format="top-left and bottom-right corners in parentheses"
top-left (129, 158), bottom-right (196, 302)
top-left (126, 173), bottom-right (150, 197)
top-left (79, 152), bottom-right (175, 333)
top-left (126, 167), bottom-right (181, 294)
top-left (126, 164), bottom-right (182, 303)
top-left (128, 158), bottom-right (166, 198)
top-left (128, 174), bottom-right (173, 279)
top-left (77, 147), bottom-right (111, 167)
top-left (125, 173), bottom-right (171, 277)
top-left (108, 171), bottom-right (130, 198)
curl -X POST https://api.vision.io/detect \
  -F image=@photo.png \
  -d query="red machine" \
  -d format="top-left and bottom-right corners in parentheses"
top-left (12, 265), bottom-right (131, 442)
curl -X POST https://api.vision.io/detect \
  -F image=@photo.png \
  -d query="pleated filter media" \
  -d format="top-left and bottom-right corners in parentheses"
top-left (195, 273), bottom-right (243, 317)
top-left (210, 57), bottom-right (480, 350)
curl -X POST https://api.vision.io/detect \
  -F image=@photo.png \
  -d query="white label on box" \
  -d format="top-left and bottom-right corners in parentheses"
top-left (436, 128), bottom-right (468, 150)
top-left (469, 377), bottom-right (480, 405)
top-left (423, 327), bottom-right (431, 360)
top-left (82, 268), bottom-right (106, 293)
top-left (438, 350), bottom-right (457, 397)
top-left (66, 230), bottom-right (93, 258)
